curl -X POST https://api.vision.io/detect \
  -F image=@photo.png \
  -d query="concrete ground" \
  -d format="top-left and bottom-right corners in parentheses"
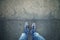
top-left (0, 0), bottom-right (60, 40)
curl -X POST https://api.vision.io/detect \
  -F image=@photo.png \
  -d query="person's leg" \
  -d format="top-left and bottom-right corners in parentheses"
top-left (30, 23), bottom-right (45, 40)
top-left (19, 33), bottom-right (28, 40)
top-left (19, 22), bottom-right (29, 40)
top-left (32, 32), bottom-right (45, 40)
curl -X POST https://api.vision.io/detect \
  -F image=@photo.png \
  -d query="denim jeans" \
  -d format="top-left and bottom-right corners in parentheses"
top-left (19, 32), bottom-right (45, 40)
top-left (19, 22), bottom-right (45, 40)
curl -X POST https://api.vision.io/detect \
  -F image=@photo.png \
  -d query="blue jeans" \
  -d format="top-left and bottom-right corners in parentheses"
top-left (19, 22), bottom-right (45, 40)
top-left (19, 32), bottom-right (45, 40)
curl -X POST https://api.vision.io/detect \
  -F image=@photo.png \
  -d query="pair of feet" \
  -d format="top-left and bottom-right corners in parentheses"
top-left (24, 22), bottom-right (36, 34)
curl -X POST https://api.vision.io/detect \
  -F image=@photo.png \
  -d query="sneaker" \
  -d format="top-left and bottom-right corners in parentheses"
top-left (30, 23), bottom-right (36, 34)
top-left (24, 22), bottom-right (29, 34)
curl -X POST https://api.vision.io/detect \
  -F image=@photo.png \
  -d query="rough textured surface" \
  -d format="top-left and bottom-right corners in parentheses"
top-left (0, 0), bottom-right (60, 40)
top-left (0, 0), bottom-right (60, 19)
